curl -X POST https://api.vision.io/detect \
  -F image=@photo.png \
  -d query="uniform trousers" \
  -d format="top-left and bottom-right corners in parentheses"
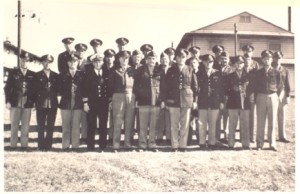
top-left (107, 106), bottom-right (114, 139)
top-left (112, 92), bottom-right (135, 149)
top-left (10, 107), bottom-right (31, 148)
top-left (216, 109), bottom-right (229, 140)
top-left (156, 108), bottom-right (171, 140)
top-left (61, 109), bottom-right (81, 149)
top-left (80, 111), bottom-right (87, 139)
top-left (87, 99), bottom-right (109, 150)
top-left (249, 102), bottom-right (256, 141)
top-left (228, 109), bottom-right (250, 147)
top-left (138, 106), bottom-right (159, 149)
top-left (198, 109), bottom-right (219, 145)
top-left (36, 108), bottom-right (57, 149)
top-left (169, 107), bottom-right (191, 149)
top-left (278, 95), bottom-right (288, 140)
top-left (256, 93), bottom-right (279, 149)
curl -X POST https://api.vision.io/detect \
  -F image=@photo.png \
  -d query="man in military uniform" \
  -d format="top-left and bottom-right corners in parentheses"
top-left (34, 55), bottom-right (60, 151)
top-left (272, 51), bottom-right (291, 143)
top-left (212, 45), bottom-right (225, 71)
top-left (74, 43), bottom-right (89, 144)
top-left (87, 39), bottom-right (103, 62)
top-left (164, 47), bottom-right (176, 66)
top-left (59, 54), bottom-right (85, 150)
top-left (161, 48), bottom-right (198, 152)
top-left (254, 50), bottom-right (281, 151)
top-left (140, 44), bottom-right (153, 66)
top-left (225, 55), bottom-right (253, 150)
top-left (103, 49), bottom-right (116, 144)
top-left (114, 37), bottom-right (129, 66)
top-left (58, 37), bottom-right (75, 73)
top-left (196, 54), bottom-right (224, 150)
top-left (134, 51), bottom-right (161, 151)
top-left (83, 53), bottom-right (110, 151)
top-left (156, 52), bottom-right (171, 145)
top-left (216, 51), bottom-right (235, 142)
top-left (242, 44), bottom-right (260, 143)
top-left (4, 52), bottom-right (35, 150)
top-left (108, 50), bottom-right (136, 152)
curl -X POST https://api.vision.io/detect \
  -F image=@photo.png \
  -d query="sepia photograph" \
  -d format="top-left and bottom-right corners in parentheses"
top-left (1, 0), bottom-right (297, 192)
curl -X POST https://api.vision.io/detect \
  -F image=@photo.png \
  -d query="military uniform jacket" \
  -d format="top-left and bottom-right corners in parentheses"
top-left (58, 70), bottom-right (84, 110)
top-left (197, 68), bottom-right (224, 109)
top-left (58, 50), bottom-right (74, 73)
top-left (34, 70), bottom-right (60, 109)
top-left (82, 67), bottom-right (109, 107)
top-left (4, 68), bottom-right (35, 108)
top-left (225, 70), bottom-right (252, 110)
top-left (133, 65), bottom-right (161, 106)
top-left (275, 65), bottom-right (291, 98)
top-left (161, 64), bottom-right (197, 108)
top-left (108, 65), bottom-right (136, 97)
top-left (254, 66), bottom-right (281, 95)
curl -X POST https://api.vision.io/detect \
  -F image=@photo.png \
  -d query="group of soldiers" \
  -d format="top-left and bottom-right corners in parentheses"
top-left (4, 36), bottom-right (291, 152)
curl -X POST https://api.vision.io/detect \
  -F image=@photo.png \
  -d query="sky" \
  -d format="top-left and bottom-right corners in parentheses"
top-left (1, 0), bottom-right (300, 72)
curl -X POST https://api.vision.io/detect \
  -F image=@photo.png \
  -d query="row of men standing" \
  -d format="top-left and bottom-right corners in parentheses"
top-left (4, 36), bottom-right (290, 152)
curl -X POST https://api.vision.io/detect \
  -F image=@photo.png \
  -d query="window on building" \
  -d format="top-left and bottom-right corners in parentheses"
top-left (240, 15), bottom-right (251, 23)
top-left (269, 43), bottom-right (281, 51)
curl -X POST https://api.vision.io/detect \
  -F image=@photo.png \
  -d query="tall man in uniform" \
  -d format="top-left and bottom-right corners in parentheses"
top-left (108, 50), bottom-right (136, 151)
top-left (58, 37), bottom-right (75, 73)
top-left (161, 48), bottom-right (198, 152)
top-left (197, 54), bottom-right (224, 150)
top-left (4, 52), bottom-right (35, 150)
top-left (134, 51), bottom-right (161, 151)
top-left (164, 47), bottom-right (176, 66)
top-left (87, 39), bottom-right (103, 62)
top-left (242, 44), bottom-right (260, 143)
top-left (254, 50), bottom-right (281, 151)
top-left (83, 53), bottom-right (110, 151)
top-left (59, 54), bottom-right (85, 150)
top-left (156, 52), bottom-right (171, 145)
top-left (272, 51), bottom-right (291, 143)
top-left (34, 55), bottom-right (60, 151)
top-left (103, 49), bottom-right (116, 144)
top-left (74, 43), bottom-right (88, 143)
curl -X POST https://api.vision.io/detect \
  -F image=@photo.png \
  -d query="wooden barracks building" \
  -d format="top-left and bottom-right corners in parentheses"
top-left (177, 11), bottom-right (295, 96)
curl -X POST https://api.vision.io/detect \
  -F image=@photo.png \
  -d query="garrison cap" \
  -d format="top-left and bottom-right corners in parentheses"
top-left (140, 44), bottom-right (153, 52)
top-left (116, 37), bottom-right (129, 46)
top-left (233, 55), bottom-right (245, 64)
top-left (104, 49), bottom-right (116, 57)
top-left (90, 39), bottom-right (103, 47)
top-left (220, 51), bottom-right (230, 58)
top-left (41, 54), bottom-right (54, 63)
top-left (202, 54), bottom-right (215, 62)
top-left (188, 46), bottom-right (201, 54)
top-left (164, 47), bottom-right (175, 55)
top-left (261, 50), bottom-right (273, 58)
top-left (67, 54), bottom-right (80, 62)
top-left (90, 53), bottom-right (104, 62)
top-left (118, 50), bottom-right (131, 58)
top-left (62, 37), bottom-right (74, 44)
top-left (146, 51), bottom-right (157, 58)
top-left (75, 43), bottom-right (88, 52)
top-left (132, 50), bottom-right (142, 56)
top-left (212, 45), bottom-right (224, 53)
top-left (20, 52), bottom-right (32, 62)
top-left (175, 48), bottom-right (189, 57)
top-left (273, 51), bottom-right (283, 59)
top-left (242, 44), bottom-right (254, 52)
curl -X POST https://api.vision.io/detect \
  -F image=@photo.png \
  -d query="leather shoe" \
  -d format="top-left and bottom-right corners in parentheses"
top-left (279, 138), bottom-right (290, 143)
top-left (270, 146), bottom-right (278, 152)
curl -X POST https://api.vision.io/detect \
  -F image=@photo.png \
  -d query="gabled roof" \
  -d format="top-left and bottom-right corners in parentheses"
top-left (3, 41), bottom-right (41, 62)
top-left (190, 11), bottom-right (294, 36)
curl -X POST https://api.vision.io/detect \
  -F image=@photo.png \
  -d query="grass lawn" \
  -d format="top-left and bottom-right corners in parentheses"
top-left (3, 99), bottom-right (295, 192)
